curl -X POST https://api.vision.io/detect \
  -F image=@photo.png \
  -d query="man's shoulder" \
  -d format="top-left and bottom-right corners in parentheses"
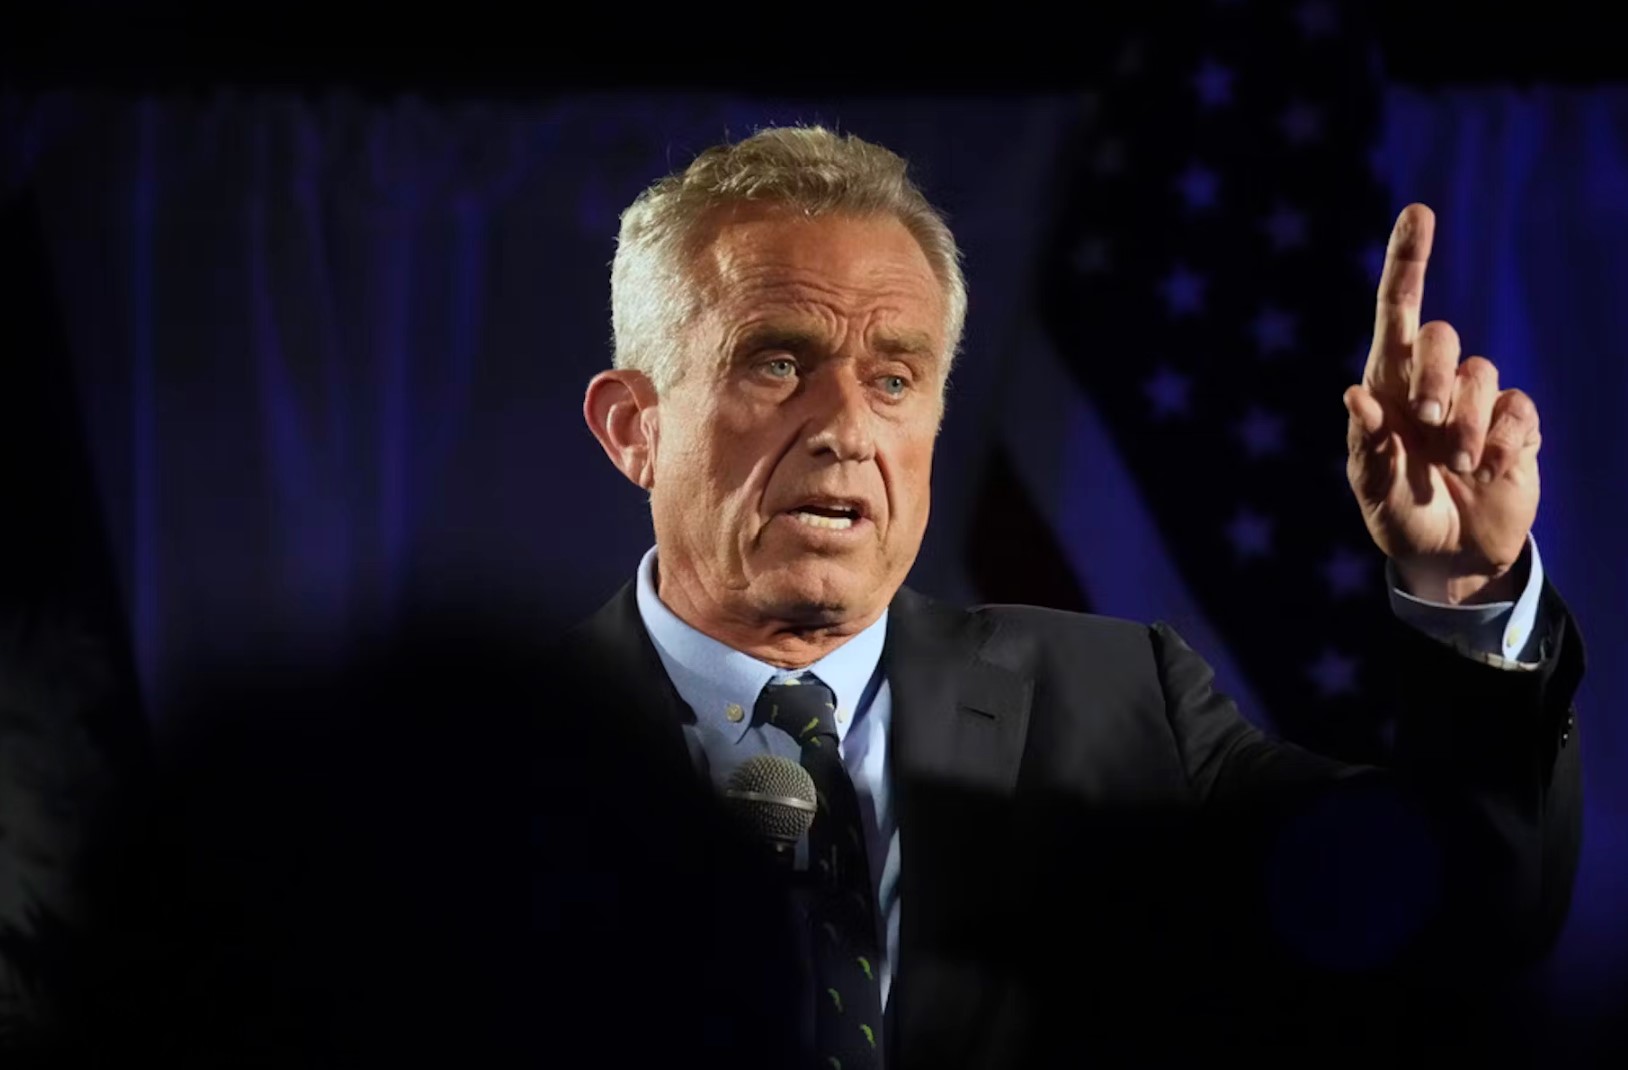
top-left (551, 581), bottom-right (1170, 680)
top-left (894, 585), bottom-right (1151, 642)
top-left (972, 600), bottom-right (1152, 641)
top-left (550, 581), bottom-right (641, 653)
top-left (890, 585), bottom-right (1164, 677)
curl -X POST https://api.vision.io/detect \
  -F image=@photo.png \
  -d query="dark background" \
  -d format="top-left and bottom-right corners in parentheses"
top-left (3, 1), bottom-right (1627, 92)
top-left (3, 0), bottom-right (1626, 1064)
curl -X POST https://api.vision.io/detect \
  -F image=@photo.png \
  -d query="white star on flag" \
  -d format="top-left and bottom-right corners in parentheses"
top-left (1192, 59), bottom-right (1234, 109)
top-left (1160, 263), bottom-right (1208, 317)
top-left (1227, 507), bottom-right (1274, 560)
top-left (1176, 162), bottom-right (1220, 212)
top-left (1253, 305), bottom-right (1298, 356)
top-left (1322, 546), bottom-right (1369, 598)
top-left (1308, 647), bottom-right (1359, 697)
top-left (1145, 366), bottom-right (1194, 420)
top-left (1236, 407), bottom-right (1287, 458)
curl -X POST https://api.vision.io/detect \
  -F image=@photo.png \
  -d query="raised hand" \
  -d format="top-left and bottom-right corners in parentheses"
top-left (1344, 204), bottom-right (1541, 605)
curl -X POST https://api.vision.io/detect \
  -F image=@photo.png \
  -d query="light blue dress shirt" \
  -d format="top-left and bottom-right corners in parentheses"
top-left (1390, 537), bottom-right (1548, 665)
top-left (633, 538), bottom-right (1548, 1010)
top-left (634, 547), bottom-right (900, 1005)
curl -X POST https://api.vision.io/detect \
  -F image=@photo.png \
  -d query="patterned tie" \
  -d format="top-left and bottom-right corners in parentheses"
top-left (754, 673), bottom-right (884, 1070)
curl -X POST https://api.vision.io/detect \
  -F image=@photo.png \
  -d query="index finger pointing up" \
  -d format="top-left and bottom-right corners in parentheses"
top-left (1368, 203), bottom-right (1436, 389)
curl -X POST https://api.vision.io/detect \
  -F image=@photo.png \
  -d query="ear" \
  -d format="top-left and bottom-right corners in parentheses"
top-left (584, 369), bottom-right (661, 491)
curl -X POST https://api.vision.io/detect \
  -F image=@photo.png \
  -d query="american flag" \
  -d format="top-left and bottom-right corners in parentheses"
top-left (967, 0), bottom-right (1396, 760)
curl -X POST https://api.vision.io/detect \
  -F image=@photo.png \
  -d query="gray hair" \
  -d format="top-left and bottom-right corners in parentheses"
top-left (609, 125), bottom-right (968, 394)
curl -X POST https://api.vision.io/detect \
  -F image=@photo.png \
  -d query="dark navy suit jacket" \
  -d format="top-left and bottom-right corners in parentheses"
top-left (12, 578), bottom-right (1583, 1068)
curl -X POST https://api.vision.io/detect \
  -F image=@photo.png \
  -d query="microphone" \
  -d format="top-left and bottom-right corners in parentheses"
top-left (723, 754), bottom-right (817, 872)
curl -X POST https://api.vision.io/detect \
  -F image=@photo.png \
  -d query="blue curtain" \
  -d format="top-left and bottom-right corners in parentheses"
top-left (1380, 85), bottom-right (1628, 1033)
top-left (0, 92), bottom-right (1071, 709)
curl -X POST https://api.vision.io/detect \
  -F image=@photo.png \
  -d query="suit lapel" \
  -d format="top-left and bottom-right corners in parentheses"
top-left (885, 587), bottom-right (1033, 795)
top-left (883, 587), bottom-right (1033, 1062)
top-left (565, 581), bottom-right (703, 792)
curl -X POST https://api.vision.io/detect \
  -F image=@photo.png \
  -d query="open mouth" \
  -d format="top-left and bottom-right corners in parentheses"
top-left (787, 501), bottom-right (865, 531)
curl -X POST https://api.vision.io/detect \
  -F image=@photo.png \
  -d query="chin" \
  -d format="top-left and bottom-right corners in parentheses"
top-left (768, 599), bottom-right (851, 629)
top-left (758, 572), bottom-right (896, 630)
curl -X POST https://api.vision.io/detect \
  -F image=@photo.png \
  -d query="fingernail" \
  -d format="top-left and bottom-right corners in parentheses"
top-left (1451, 451), bottom-right (1473, 473)
top-left (1475, 467), bottom-right (1493, 484)
top-left (1416, 399), bottom-right (1443, 425)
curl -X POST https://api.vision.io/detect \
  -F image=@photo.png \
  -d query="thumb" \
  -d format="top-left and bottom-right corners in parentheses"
top-left (1344, 384), bottom-right (1387, 457)
top-left (1344, 384), bottom-right (1399, 506)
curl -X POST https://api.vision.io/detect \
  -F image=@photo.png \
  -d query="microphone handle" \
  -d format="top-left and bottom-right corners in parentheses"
top-left (759, 836), bottom-right (820, 892)
top-left (764, 835), bottom-right (798, 873)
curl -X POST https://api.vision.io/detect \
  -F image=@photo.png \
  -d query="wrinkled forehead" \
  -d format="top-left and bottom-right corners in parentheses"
top-left (684, 202), bottom-right (950, 346)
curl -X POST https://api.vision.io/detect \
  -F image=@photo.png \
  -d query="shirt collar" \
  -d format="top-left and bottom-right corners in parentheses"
top-left (633, 546), bottom-right (887, 745)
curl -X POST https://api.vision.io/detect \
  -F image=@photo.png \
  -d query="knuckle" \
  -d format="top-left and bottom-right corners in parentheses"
top-left (1459, 355), bottom-right (1499, 387)
top-left (1486, 415), bottom-right (1525, 448)
top-left (1451, 422), bottom-right (1486, 452)
top-left (1382, 286), bottom-right (1421, 311)
top-left (1413, 370), bottom-right (1453, 399)
top-left (1477, 446), bottom-right (1514, 477)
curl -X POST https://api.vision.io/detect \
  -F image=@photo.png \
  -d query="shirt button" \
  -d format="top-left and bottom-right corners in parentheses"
top-left (1506, 626), bottom-right (1522, 651)
top-left (725, 703), bottom-right (745, 723)
top-left (836, 708), bottom-right (849, 725)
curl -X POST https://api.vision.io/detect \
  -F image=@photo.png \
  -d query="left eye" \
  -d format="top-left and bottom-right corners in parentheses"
top-left (880, 375), bottom-right (910, 396)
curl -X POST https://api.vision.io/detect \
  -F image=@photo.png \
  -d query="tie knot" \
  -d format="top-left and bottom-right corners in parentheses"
top-left (753, 672), bottom-right (840, 747)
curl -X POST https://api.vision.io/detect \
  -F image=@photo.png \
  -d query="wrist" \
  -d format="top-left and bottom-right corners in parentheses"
top-left (1395, 555), bottom-right (1525, 606)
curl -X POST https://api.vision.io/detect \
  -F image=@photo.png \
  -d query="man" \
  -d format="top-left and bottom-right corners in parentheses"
top-left (562, 126), bottom-right (1582, 1068)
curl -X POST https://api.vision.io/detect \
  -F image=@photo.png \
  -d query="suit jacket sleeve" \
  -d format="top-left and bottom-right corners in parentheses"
top-left (1150, 577), bottom-right (1584, 982)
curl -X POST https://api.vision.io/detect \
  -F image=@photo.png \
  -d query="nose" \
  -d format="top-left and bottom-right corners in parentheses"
top-left (802, 365), bottom-right (876, 463)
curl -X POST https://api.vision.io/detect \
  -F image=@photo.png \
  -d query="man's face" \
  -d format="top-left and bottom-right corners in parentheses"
top-left (649, 206), bottom-right (948, 635)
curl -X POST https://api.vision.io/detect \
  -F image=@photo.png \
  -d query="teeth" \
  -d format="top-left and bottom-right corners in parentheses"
top-left (793, 511), bottom-right (855, 531)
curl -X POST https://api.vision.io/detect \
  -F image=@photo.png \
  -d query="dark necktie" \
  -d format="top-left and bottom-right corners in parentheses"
top-left (754, 673), bottom-right (884, 1070)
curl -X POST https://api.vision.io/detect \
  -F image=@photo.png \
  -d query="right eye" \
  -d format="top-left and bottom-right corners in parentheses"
top-left (761, 357), bottom-right (799, 380)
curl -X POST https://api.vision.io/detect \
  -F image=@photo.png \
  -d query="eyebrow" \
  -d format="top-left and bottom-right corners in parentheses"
top-left (732, 325), bottom-right (823, 356)
top-left (872, 330), bottom-right (937, 358)
top-left (731, 324), bottom-right (940, 360)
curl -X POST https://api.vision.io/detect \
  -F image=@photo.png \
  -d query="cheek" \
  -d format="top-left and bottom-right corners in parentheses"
top-left (708, 406), bottom-right (795, 493)
top-left (659, 398), bottom-right (733, 487)
top-left (882, 437), bottom-right (936, 532)
top-left (683, 425), bottom-right (783, 538)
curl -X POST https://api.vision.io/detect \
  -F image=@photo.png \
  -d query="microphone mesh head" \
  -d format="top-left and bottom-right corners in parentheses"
top-left (724, 754), bottom-right (817, 844)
